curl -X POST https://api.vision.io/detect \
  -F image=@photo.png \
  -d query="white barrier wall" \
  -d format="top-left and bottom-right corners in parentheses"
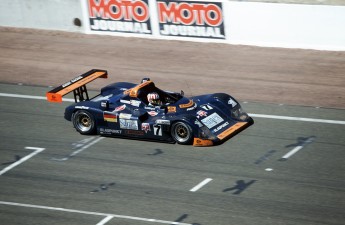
top-left (1, 0), bottom-right (345, 50)
top-left (226, 2), bottom-right (345, 50)
top-left (0, 0), bottom-right (84, 32)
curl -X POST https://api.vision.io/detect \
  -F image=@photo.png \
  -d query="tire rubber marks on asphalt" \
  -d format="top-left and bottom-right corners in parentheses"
top-left (90, 183), bottom-right (115, 194)
top-left (254, 150), bottom-right (277, 165)
top-left (51, 137), bottom-right (104, 161)
top-left (147, 148), bottom-right (164, 156)
top-left (0, 147), bottom-right (45, 176)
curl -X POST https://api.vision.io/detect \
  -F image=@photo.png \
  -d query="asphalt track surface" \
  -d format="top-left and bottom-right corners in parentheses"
top-left (0, 84), bottom-right (345, 225)
top-left (1, 27), bottom-right (345, 225)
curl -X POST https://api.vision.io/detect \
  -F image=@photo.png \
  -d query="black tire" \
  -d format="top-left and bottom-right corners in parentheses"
top-left (171, 122), bottom-right (193, 145)
top-left (72, 110), bottom-right (96, 135)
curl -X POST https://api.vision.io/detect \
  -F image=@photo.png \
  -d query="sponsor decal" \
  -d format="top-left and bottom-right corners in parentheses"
top-left (194, 120), bottom-right (203, 128)
top-left (75, 106), bottom-right (89, 110)
top-left (101, 101), bottom-right (108, 108)
top-left (201, 112), bottom-right (224, 129)
top-left (62, 76), bottom-right (83, 88)
top-left (155, 119), bottom-right (170, 125)
top-left (157, 0), bottom-right (225, 39)
top-left (213, 121), bottom-right (229, 133)
top-left (130, 100), bottom-right (141, 107)
top-left (228, 98), bottom-right (237, 107)
top-left (120, 99), bottom-right (131, 104)
top-left (186, 103), bottom-right (197, 111)
top-left (104, 111), bottom-right (118, 122)
top-left (120, 119), bottom-right (138, 130)
top-left (125, 130), bottom-right (144, 135)
top-left (197, 110), bottom-right (208, 117)
top-left (217, 122), bottom-right (247, 140)
top-left (201, 104), bottom-right (213, 111)
top-left (148, 111), bottom-right (158, 116)
top-left (88, 0), bottom-right (152, 34)
top-left (119, 113), bottom-right (132, 119)
top-left (141, 123), bottom-right (151, 133)
top-left (145, 106), bottom-right (156, 110)
top-left (114, 104), bottom-right (126, 112)
top-left (167, 106), bottom-right (176, 113)
top-left (100, 128), bottom-right (122, 134)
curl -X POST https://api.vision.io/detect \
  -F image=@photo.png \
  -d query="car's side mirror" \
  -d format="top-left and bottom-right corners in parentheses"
top-left (101, 100), bottom-right (109, 110)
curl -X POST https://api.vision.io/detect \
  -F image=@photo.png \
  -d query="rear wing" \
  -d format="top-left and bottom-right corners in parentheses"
top-left (46, 69), bottom-right (108, 103)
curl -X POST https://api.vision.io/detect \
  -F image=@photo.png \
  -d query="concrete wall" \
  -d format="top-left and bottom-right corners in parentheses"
top-left (1, 0), bottom-right (344, 50)
top-left (226, 2), bottom-right (345, 50)
top-left (0, 0), bottom-right (84, 32)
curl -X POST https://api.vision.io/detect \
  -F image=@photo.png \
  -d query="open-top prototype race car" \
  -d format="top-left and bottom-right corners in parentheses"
top-left (47, 69), bottom-right (253, 146)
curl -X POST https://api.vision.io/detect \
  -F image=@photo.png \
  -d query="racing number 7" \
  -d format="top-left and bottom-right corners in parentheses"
top-left (154, 124), bottom-right (162, 136)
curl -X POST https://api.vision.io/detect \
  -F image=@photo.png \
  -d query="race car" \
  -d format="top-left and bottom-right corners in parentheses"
top-left (47, 69), bottom-right (253, 146)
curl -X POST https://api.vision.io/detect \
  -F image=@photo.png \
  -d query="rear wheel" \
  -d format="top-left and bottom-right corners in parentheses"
top-left (171, 122), bottom-right (193, 145)
top-left (73, 110), bottom-right (96, 135)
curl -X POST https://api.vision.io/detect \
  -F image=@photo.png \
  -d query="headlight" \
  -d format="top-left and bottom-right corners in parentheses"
top-left (199, 126), bottom-right (217, 140)
top-left (231, 106), bottom-right (248, 121)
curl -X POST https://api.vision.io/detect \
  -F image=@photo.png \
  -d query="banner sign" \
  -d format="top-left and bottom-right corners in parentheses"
top-left (88, 0), bottom-right (152, 34)
top-left (157, 0), bottom-right (225, 39)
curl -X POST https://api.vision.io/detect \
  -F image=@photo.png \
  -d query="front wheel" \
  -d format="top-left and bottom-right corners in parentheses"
top-left (171, 122), bottom-right (193, 145)
top-left (72, 110), bottom-right (96, 135)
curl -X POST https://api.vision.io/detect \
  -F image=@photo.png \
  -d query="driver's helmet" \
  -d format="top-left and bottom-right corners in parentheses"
top-left (147, 92), bottom-right (161, 106)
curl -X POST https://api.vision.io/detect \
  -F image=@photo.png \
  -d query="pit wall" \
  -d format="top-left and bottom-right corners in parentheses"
top-left (1, 0), bottom-right (344, 51)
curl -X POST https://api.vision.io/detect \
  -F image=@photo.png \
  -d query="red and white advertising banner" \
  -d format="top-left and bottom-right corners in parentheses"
top-left (87, 0), bottom-right (152, 34)
top-left (157, 0), bottom-right (225, 39)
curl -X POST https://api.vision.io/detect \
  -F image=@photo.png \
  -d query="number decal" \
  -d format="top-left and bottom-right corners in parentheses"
top-left (153, 124), bottom-right (162, 136)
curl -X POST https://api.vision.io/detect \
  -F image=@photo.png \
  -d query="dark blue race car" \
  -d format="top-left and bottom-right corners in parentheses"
top-left (47, 69), bottom-right (253, 146)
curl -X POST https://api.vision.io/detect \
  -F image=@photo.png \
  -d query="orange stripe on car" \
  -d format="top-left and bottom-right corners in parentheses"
top-left (179, 100), bottom-right (194, 108)
top-left (126, 81), bottom-right (154, 97)
top-left (217, 122), bottom-right (247, 140)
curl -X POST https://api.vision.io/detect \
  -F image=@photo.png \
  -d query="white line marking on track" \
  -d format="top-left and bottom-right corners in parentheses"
top-left (1, 92), bottom-right (345, 124)
top-left (0, 201), bottom-right (193, 225)
top-left (281, 146), bottom-right (303, 160)
top-left (190, 178), bottom-right (213, 192)
top-left (0, 93), bottom-right (74, 102)
top-left (96, 215), bottom-right (114, 225)
top-left (52, 137), bottom-right (105, 161)
top-left (280, 136), bottom-right (315, 161)
top-left (249, 113), bottom-right (345, 125)
top-left (0, 147), bottom-right (45, 176)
